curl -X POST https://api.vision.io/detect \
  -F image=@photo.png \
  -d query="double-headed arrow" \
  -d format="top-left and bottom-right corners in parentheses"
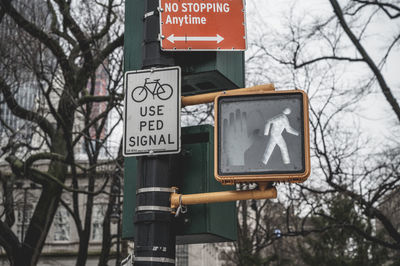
top-left (166, 34), bottom-right (224, 44)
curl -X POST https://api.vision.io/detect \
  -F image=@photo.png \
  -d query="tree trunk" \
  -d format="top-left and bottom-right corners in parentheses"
top-left (16, 184), bottom-right (63, 266)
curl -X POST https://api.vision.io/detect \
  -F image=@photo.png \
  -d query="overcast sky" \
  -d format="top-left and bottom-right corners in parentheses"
top-left (245, 0), bottom-right (400, 144)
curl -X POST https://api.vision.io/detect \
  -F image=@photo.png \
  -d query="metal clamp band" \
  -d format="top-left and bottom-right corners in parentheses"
top-left (137, 187), bottom-right (176, 194)
top-left (174, 194), bottom-right (187, 218)
top-left (136, 206), bottom-right (172, 212)
top-left (144, 10), bottom-right (157, 19)
top-left (134, 256), bottom-right (175, 264)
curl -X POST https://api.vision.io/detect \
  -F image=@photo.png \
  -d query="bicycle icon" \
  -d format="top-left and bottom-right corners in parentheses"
top-left (131, 78), bottom-right (173, 103)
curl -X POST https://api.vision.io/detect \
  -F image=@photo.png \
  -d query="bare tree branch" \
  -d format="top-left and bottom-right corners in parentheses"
top-left (329, 0), bottom-right (400, 122)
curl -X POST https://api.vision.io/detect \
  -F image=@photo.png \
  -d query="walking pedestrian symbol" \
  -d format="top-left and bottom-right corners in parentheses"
top-left (215, 90), bottom-right (311, 184)
top-left (262, 108), bottom-right (299, 166)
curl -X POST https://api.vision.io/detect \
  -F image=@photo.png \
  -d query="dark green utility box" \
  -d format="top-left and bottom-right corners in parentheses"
top-left (125, 0), bottom-right (245, 95)
top-left (175, 52), bottom-right (244, 95)
top-left (122, 125), bottom-right (237, 244)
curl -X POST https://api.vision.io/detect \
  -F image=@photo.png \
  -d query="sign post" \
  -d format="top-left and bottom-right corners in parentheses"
top-left (123, 67), bottom-right (181, 157)
top-left (159, 0), bottom-right (247, 51)
top-left (125, 1), bottom-right (178, 265)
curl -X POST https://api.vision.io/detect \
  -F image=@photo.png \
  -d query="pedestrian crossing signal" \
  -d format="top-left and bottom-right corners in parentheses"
top-left (214, 90), bottom-right (310, 184)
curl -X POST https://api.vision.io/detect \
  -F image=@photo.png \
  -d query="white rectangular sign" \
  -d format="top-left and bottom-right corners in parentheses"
top-left (123, 66), bottom-right (181, 156)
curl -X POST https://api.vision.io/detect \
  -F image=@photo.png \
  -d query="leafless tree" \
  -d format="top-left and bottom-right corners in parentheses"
top-left (225, 0), bottom-right (400, 264)
top-left (0, 0), bottom-right (124, 265)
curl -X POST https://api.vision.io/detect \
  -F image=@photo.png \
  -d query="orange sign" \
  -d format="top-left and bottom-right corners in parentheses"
top-left (159, 0), bottom-right (247, 51)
